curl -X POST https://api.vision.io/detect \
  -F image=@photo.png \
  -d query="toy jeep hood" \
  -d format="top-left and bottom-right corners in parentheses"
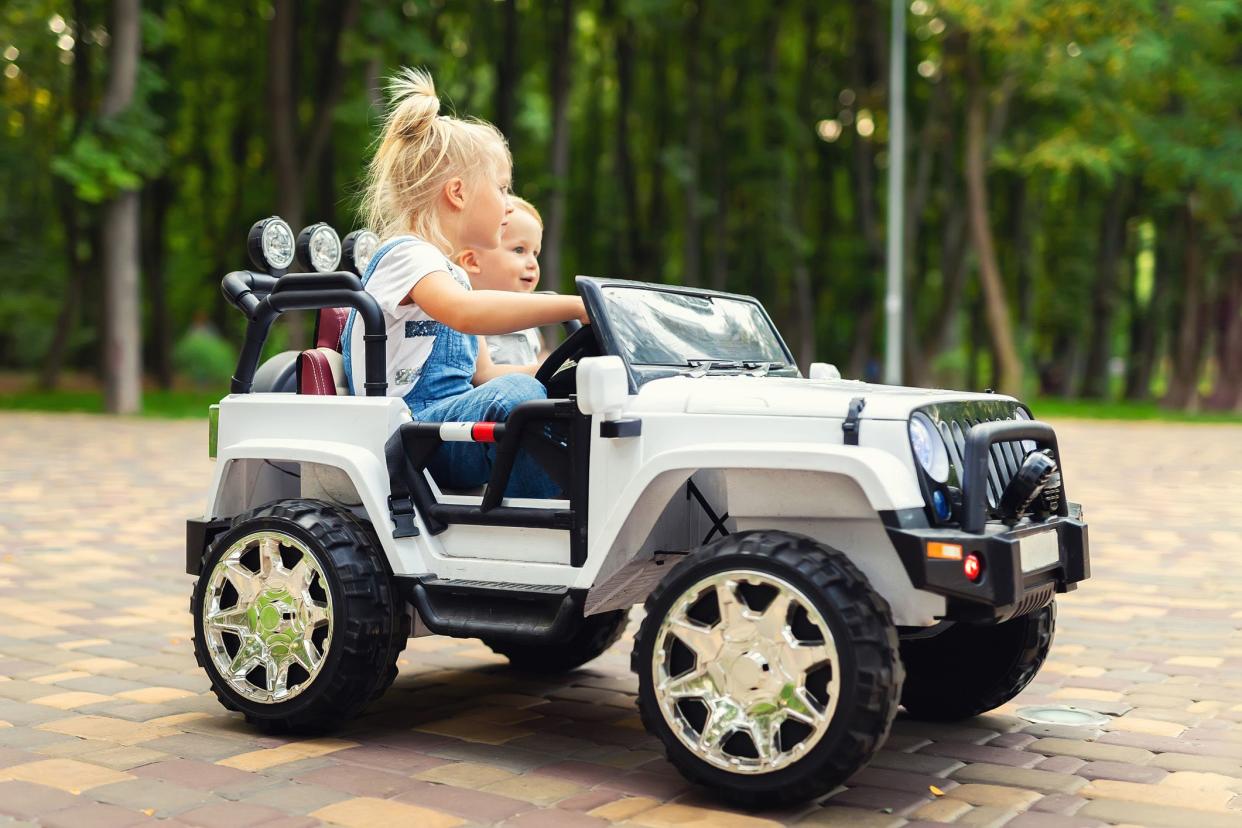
top-left (630, 375), bottom-right (1015, 421)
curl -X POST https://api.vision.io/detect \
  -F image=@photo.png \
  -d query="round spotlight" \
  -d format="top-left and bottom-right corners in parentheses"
top-left (342, 229), bottom-right (380, 277)
top-left (247, 216), bottom-right (296, 273)
top-left (909, 411), bottom-right (950, 483)
top-left (296, 223), bottom-right (342, 273)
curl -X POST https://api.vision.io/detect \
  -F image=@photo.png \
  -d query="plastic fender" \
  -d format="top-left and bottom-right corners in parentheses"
top-left (205, 440), bottom-right (423, 576)
top-left (582, 442), bottom-right (925, 589)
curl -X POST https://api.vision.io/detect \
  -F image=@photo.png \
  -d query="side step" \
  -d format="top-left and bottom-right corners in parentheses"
top-left (398, 577), bottom-right (583, 645)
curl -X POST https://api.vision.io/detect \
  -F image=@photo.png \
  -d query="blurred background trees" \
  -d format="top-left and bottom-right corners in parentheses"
top-left (2, 0), bottom-right (1240, 412)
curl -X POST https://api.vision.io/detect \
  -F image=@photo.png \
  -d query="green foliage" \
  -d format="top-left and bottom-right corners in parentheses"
top-left (51, 105), bottom-right (167, 201)
top-left (172, 326), bottom-right (235, 388)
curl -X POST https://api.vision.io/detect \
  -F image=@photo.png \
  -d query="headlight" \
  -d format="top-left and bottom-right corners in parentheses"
top-left (342, 229), bottom-right (380, 276)
top-left (247, 216), bottom-right (296, 272)
top-left (297, 223), bottom-right (342, 273)
top-left (909, 412), bottom-right (950, 483)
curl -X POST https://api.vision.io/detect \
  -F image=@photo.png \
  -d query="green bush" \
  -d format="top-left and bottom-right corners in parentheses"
top-left (173, 325), bottom-right (235, 387)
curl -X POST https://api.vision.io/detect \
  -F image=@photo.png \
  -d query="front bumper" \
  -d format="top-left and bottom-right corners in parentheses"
top-left (886, 506), bottom-right (1090, 622)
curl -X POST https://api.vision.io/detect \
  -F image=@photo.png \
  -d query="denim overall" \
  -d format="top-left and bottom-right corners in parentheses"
top-left (341, 237), bottom-right (557, 499)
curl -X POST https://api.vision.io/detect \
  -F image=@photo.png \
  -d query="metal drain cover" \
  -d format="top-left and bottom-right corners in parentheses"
top-left (1015, 705), bottom-right (1111, 727)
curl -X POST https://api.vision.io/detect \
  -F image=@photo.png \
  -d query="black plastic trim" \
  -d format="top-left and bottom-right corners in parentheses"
top-left (221, 270), bottom-right (387, 396)
top-left (185, 517), bottom-right (231, 575)
top-left (961, 420), bottom-right (1065, 532)
top-left (398, 576), bottom-right (587, 644)
top-left (885, 514), bottom-right (1090, 622)
top-left (600, 418), bottom-right (642, 438)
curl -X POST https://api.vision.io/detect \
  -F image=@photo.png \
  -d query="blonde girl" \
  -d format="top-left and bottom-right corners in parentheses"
top-left (341, 68), bottom-right (585, 498)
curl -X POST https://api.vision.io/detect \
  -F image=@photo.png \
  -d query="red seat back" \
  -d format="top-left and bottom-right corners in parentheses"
top-left (315, 307), bottom-right (350, 351)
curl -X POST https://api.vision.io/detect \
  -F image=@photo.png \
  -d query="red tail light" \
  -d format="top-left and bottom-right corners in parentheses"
top-left (963, 553), bottom-right (983, 582)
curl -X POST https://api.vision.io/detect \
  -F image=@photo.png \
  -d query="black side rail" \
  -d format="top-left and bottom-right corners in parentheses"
top-left (222, 270), bottom-right (387, 396)
top-left (380, 397), bottom-right (588, 566)
top-left (962, 420), bottom-right (1067, 533)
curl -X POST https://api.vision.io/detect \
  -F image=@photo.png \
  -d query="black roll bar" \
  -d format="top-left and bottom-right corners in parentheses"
top-left (961, 420), bottom-right (1066, 533)
top-left (222, 269), bottom-right (387, 396)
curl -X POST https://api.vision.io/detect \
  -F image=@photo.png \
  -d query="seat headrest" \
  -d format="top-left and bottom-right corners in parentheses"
top-left (315, 307), bottom-right (351, 351)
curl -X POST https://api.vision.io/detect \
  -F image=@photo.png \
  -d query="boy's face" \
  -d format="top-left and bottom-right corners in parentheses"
top-left (467, 209), bottom-right (542, 292)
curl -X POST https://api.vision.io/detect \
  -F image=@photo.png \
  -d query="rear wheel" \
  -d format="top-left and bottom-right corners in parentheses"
top-left (633, 530), bottom-right (902, 807)
top-left (485, 609), bottom-right (628, 673)
top-left (191, 499), bottom-right (407, 732)
top-left (900, 602), bottom-right (1055, 721)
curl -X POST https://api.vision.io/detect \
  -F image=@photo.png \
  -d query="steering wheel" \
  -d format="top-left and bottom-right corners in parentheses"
top-left (535, 323), bottom-right (597, 388)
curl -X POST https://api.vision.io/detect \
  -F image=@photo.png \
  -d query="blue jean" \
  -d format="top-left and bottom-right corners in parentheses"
top-left (411, 374), bottom-right (560, 500)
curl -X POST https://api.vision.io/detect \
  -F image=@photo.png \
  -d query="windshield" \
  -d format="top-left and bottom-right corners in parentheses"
top-left (601, 286), bottom-right (788, 366)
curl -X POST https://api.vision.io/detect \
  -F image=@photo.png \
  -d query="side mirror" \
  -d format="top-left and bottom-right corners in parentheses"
top-left (576, 356), bottom-right (628, 421)
top-left (809, 362), bottom-right (842, 380)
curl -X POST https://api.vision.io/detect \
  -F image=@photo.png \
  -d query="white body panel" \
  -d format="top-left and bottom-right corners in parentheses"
top-left (204, 375), bottom-right (1015, 626)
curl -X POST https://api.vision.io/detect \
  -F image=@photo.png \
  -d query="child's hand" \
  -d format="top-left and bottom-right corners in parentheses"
top-left (574, 297), bottom-right (590, 325)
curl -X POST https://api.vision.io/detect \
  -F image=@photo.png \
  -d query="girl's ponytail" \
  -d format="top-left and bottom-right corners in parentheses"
top-left (361, 67), bottom-right (510, 252)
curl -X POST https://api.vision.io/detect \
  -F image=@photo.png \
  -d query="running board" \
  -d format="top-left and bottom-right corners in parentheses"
top-left (398, 577), bottom-right (583, 644)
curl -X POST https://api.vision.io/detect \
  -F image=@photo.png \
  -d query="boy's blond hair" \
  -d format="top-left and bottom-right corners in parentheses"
top-left (361, 68), bottom-right (512, 253)
top-left (509, 196), bottom-right (542, 228)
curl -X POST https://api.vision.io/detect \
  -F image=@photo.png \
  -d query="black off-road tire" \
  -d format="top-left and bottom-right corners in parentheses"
top-left (632, 530), bottom-right (903, 808)
top-left (899, 602), bottom-right (1056, 721)
top-left (191, 499), bottom-right (408, 733)
top-left (485, 609), bottom-right (628, 673)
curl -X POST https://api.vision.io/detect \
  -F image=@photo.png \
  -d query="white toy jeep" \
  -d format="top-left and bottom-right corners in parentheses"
top-left (187, 218), bottom-right (1090, 805)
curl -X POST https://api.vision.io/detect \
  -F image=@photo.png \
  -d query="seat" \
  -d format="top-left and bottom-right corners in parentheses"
top-left (297, 307), bottom-right (351, 395)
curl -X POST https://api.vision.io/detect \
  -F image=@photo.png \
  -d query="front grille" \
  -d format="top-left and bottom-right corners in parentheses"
top-left (920, 401), bottom-right (1059, 518)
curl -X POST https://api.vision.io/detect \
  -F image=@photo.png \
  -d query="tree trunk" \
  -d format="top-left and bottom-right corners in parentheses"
top-left (1080, 180), bottom-right (1130, 398)
top-left (143, 176), bottom-right (174, 389)
top-left (612, 8), bottom-right (642, 274)
top-left (542, 0), bottom-right (574, 291)
top-left (963, 49), bottom-right (1022, 395)
top-left (1163, 203), bottom-right (1208, 409)
top-left (680, 2), bottom-right (703, 286)
top-left (845, 1), bottom-right (884, 379)
top-left (1126, 206), bottom-right (1168, 401)
top-left (268, 0), bottom-right (301, 230)
top-left (100, 0), bottom-right (142, 414)
top-left (41, 0), bottom-right (95, 390)
top-left (1206, 240), bottom-right (1242, 411)
top-left (495, 0), bottom-right (518, 142)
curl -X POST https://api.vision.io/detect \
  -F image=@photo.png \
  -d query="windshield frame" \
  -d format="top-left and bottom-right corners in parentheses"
top-left (577, 276), bottom-right (799, 392)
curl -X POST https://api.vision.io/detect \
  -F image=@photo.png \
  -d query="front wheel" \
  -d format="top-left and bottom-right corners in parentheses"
top-left (632, 531), bottom-right (902, 807)
top-left (191, 499), bottom-right (407, 732)
top-left (899, 602), bottom-right (1056, 722)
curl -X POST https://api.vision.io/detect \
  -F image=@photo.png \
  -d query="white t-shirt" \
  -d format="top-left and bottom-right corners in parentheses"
top-left (487, 328), bottom-right (543, 366)
top-left (346, 236), bottom-right (472, 398)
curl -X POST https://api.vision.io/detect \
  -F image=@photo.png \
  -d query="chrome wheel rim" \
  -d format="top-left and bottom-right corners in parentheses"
top-left (202, 531), bottom-right (333, 704)
top-left (652, 569), bottom-right (841, 774)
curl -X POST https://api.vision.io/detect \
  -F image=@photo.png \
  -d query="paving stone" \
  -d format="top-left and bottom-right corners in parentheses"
top-left (37, 801), bottom-right (152, 828)
top-left (1031, 793), bottom-right (1088, 814)
top-left (393, 779), bottom-right (532, 821)
top-left (629, 803), bottom-right (785, 828)
top-left (294, 762), bottom-right (422, 797)
top-left (1005, 813), bottom-right (1105, 828)
top-left (950, 762), bottom-right (1086, 794)
top-left (237, 781), bottom-right (350, 815)
top-left (1025, 737), bottom-right (1154, 765)
top-left (909, 797), bottom-right (972, 821)
top-left (1077, 798), bottom-right (1242, 828)
top-left (946, 783), bottom-right (1042, 809)
top-left (0, 757), bottom-right (135, 792)
top-left (176, 802), bottom-right (289, 827)
top-left (865, 750), bottom-right (964, 777)
top-left (918, 741), bottom-right (1044, 767)
top-left (823, 785), bottom-right (930, 815)
top-left (0, 780), bottom-right (81, 819)
top-left (1079, 778), bottom-right (1236, 811)
top-left (311, 797), bottom-right (465, 828)
top-left (1078, 759), bottom-right (1168, 784)
top-left (90, 779), bottom-right (218, 818)
top-left (847, 767), bottom-right (960, 795)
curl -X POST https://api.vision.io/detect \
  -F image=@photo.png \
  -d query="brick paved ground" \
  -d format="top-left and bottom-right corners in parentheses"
top-left (1, 411), bottom-right (1241, 827)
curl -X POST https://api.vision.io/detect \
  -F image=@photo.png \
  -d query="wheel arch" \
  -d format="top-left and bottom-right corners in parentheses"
top-left (585, 447), bottom-right (942, 626)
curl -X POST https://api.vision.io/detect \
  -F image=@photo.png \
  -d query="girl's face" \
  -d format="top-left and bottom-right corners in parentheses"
top-left (468, 209), bottom-right (542, 293)
top-left (459, 163), bottom-right (514, 251)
